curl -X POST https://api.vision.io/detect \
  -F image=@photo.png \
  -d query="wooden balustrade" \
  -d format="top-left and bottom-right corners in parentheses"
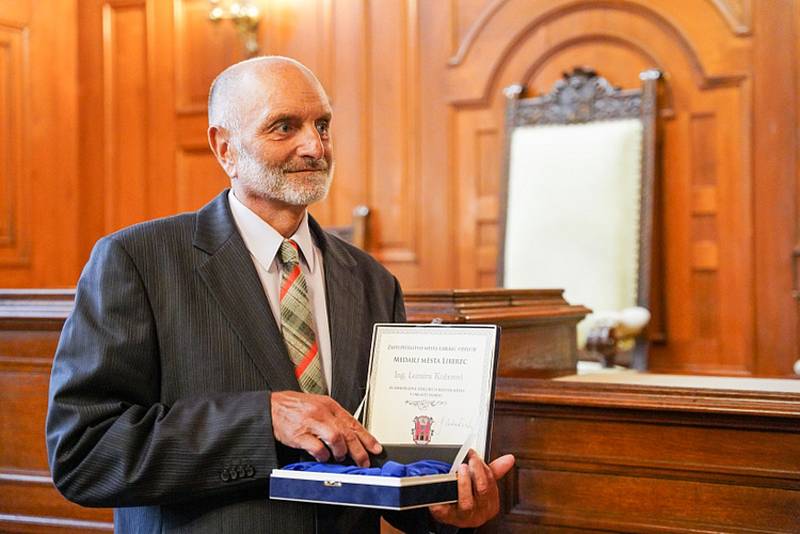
top-left (3, 289), bottom-right (797, 533)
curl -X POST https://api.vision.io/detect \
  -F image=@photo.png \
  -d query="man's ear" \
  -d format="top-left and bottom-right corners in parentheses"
top-left (208, 125), bottom-right (237, 178)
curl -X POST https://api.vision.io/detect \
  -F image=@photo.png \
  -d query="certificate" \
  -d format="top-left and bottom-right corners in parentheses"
top-left (364, 324), bottom-right (500, 458)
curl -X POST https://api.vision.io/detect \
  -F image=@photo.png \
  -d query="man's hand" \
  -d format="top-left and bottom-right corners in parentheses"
top-left (270, 391), bottom-right (382, 467)
top-left (429, 450), bottom-right (515, 528)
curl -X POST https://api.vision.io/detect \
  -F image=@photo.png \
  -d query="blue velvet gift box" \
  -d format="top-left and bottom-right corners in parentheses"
top-left (269, 324), bottom-right (500, 510)
top-left (269, 444), bottom-right (463, 509)
top-left (269, 462), bottom-right (459, 510)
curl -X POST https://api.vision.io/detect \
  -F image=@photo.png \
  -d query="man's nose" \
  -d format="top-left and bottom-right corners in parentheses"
top-left (296, 125), bottom-right (325, 160)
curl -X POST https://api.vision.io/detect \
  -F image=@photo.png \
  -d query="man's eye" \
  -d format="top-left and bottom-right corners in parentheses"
top-left (276, 122), bottom-right (292, 133)
top-left (316, 121), bottom-right (330, 135)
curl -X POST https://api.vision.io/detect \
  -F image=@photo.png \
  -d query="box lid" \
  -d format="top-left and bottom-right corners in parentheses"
top-left (362, 323), bottom-right (500, 462)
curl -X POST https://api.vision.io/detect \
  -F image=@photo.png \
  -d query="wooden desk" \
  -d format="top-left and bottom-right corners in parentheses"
top-left (484, 374), bottom-right (800, 533)
top-left (0, 288), bottom-right (584, 532)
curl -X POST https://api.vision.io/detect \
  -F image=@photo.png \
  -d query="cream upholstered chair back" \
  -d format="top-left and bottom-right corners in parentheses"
top-left (498, 68), bottom-right (660, 370)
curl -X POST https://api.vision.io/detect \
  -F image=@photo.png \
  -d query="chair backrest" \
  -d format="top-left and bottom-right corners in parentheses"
top-left (324, 205), bottom-right (370, 250)
top-left (498, 67), bottom-right (660, 369)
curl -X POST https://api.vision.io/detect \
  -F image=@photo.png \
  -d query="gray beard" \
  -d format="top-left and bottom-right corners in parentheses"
top-left (236, 147), bottom-right (333, 206)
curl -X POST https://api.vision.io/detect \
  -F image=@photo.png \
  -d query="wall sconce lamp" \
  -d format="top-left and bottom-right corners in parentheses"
top-left (208, 1), bottom-right (262, 57)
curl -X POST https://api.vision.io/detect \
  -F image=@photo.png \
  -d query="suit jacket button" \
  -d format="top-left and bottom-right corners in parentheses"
top-left (245, 465), bottom-right (255, 477)
top-left (221, 469), bottom-right (230, 482)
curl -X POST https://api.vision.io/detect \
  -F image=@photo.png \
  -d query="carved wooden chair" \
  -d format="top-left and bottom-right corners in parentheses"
top-left (498, 67), bottom-right (660, 370)
top-left (324, 205), bottom-right (370, 250)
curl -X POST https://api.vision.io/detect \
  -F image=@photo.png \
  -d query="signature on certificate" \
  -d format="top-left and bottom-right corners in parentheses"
top-left (404, 399), bottom-right (448, 410)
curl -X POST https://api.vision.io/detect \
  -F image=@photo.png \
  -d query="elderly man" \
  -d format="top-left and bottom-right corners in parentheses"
top-left (46, 56), bottom-right (514, 533)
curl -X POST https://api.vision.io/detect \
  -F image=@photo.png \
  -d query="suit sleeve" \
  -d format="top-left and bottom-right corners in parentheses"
top-left (46, 236), bottom-right (276, 507)
top-left (392, 275), bottom-right (407, 323)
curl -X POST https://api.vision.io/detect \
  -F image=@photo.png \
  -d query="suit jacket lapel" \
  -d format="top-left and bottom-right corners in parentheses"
top-left (193, 191), bottom-right (301, 393)
top-left (310, 217), bottom-right (366, 414)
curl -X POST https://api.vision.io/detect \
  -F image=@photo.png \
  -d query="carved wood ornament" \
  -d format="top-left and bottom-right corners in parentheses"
top-left (506, 67), bottom-right (656, 126)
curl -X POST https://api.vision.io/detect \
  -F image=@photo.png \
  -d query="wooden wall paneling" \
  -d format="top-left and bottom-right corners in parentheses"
top-left (486, 377), bottom-right (800, 533)
top-left (0, 292), bottom-right (112, 531)
top-left (474, 122), bottom-right (500, 289)
top-left (712, 86), bottom-right (753, 372)
top-left (323, 0), bottom-right (369, 231)
top-left (454, 108), bottom-right (490, 289)
top-left (77, 0), bottom-right (107, 266)
top-left (656, 81), bottom-right (753, 375)
top-left (796, 0), bottom-right (800, 375)
top-left (0, 16), bottom-right (30, 270)
top-left (102, 0), bottom-right (150, 232)
top-left (76, 0), bottom-right (456, 292)
top-left (28, 0), bottom-right (81, 288)
top-left (0, 0), bottom-right (81, 289)
top-left (146, 0), bottom-right (177, 220)
top-left (175, 145), bottom-right (230, 212)
top-left (417, 0), bottom-right (456, 289)
top-left (364, 0), bottom-right (420, 287)
top-left (174, 0), bottom-right (242, 115)
top-left (752, 0), bottom-right (798, 376)
top-left (80, 0), bottom-right (223, 240)
top-left (172, 0), bottom-right (243, 214)
top-left (660, 110), bottom-right (694, 365)
top-left (262, 0), bottom-right (329, 80)
top-left (8, 0), bottom-right (799, 373)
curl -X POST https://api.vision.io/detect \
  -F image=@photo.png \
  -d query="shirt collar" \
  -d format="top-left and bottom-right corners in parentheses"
top-left (228, 190), bottom-right (317, 272)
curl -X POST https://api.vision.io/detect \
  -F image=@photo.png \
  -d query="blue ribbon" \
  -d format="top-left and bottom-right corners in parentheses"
top-left (282, 460), bottom-right (452, 477)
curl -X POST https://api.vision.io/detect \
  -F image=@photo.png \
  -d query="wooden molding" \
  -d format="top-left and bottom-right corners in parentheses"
top-left (707, 0), bottom-right (752, 36)
top-left (0, 21), bottom-right (31, 267)
top-left (405, 288), bottom-right (589, 330)
top-left (446, 0), bottom-right (747, 106)
top-left (102, 0), bottom-right (150, 232)
top-left (0, 289), bottom-right (74, 324)
top-left (496, 377), bottom-right (800, 420)
top-left (447, 0), bottom-right (507, 67)
top-left (0, 514), bottom-right (112, 532)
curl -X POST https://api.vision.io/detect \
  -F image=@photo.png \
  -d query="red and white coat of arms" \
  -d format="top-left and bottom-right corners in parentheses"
top-left (411, 415), bottom-right (434, 444)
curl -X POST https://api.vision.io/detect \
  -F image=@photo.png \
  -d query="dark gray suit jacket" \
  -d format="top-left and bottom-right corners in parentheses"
top-left (46, 191), bottom-right (430, 533)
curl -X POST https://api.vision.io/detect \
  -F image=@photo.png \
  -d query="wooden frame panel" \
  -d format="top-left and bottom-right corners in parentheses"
top-left (0, 21), bottom-right (30, 267)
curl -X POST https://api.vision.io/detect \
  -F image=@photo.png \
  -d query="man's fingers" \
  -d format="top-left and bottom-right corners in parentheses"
top-left (332, 405), bottom-right (383, 455)
top-left (457, 463), bottom-right (474, 512)
top-left (352, 425), bottom-right (382, 455)
top-left (272, 391), bottom-right (385, 464)
top-left (321, 423), bottom-right (380, 465)
top-left (468, 452), bottom-right (492, 498)
top-left (295, 434), bottom-right (331, 463)
top-left (489, 454), bottom-right (516, 480)
top-left (429, 453), bottom-right (511, 528)
top-left (344, 432), bottom-right (370, 467)
top-left (312, 424), bottom-right (347, 461)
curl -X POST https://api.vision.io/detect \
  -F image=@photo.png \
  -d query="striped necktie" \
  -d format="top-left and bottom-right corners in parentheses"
top-left (278, 239), bottom-right (327, 395)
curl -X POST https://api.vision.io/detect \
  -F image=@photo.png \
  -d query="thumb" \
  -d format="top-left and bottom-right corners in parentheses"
top-left (489, 454), bottom-right (515, 479)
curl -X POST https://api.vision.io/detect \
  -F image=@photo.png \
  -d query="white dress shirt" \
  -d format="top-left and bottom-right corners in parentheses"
top-left (228, 190), bottom-right (333, 390)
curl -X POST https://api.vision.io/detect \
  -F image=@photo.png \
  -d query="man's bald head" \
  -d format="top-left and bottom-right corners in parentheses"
top-left (206, 56), bottom-right (334, 209)
top-left (207, 56), bottom-right (328, 132)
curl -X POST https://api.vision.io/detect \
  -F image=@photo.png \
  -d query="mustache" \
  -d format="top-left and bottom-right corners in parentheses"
top-left (283, 158), bottom-right (329, 173)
